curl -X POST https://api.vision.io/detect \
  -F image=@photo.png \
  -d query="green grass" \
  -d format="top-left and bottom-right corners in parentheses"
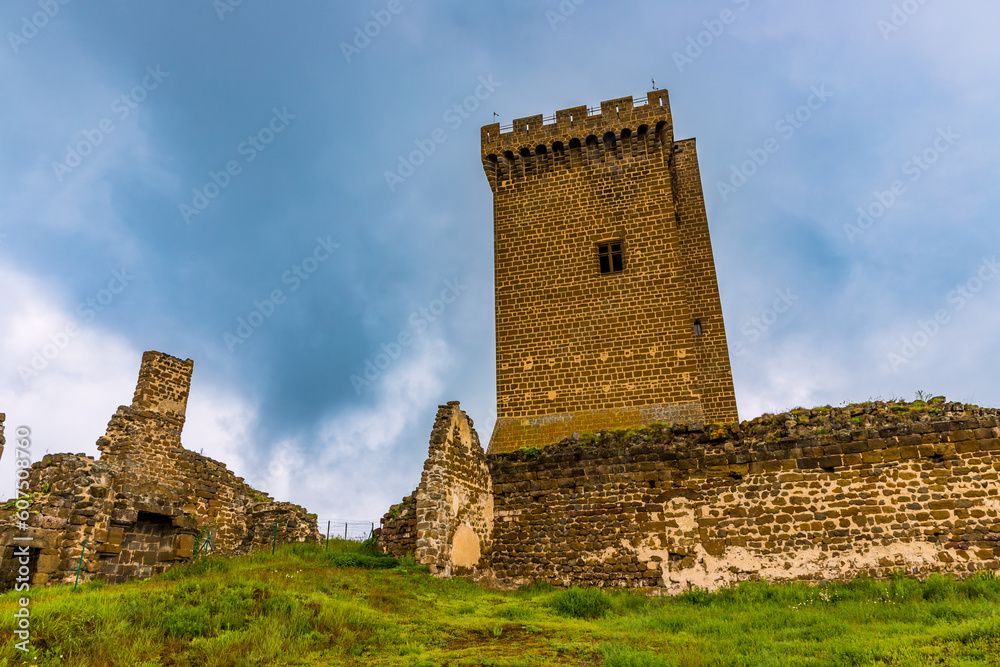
top-left (0, 545), bottom-right (998, 666)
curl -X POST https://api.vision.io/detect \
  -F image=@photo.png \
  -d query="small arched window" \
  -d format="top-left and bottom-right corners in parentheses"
top-left (693, 320), bottom-right (703, 336)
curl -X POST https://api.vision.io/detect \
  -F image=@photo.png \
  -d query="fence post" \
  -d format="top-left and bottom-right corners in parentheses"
top-left (325, 520), bottom-right (330, 550)
top-left (272, 521), bottom-right (277, 555)
top-left (73, 539), bottom-right (87, 592)
top-left (344, 522), bottom-right (347, 540)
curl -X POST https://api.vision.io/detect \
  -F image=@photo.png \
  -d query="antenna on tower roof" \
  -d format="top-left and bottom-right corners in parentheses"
top-left (651, 78), bottom-right (657, 90)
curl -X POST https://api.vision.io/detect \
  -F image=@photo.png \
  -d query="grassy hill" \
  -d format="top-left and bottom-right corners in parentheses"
top-left (0, 540), bottom-right (998, 666)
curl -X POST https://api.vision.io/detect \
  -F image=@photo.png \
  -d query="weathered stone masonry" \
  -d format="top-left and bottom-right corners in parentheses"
top-left (0, 351), bottom-right (320, 588)
top-left (380, 402), bottom-right (493, 577)
top-left (482, 91), bottom-right (738, 454)
top-left (382, 399), bottom-right (1000, 592)
top-left (381, 91), bottom-right (999, 591)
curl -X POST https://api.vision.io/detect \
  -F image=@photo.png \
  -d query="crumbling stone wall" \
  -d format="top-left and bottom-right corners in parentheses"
top-left (488, 400), bottom-right (1000, 593)
top-left (377, 493), bottom-right (417, 558)
top-left (415, 402), bottom-right (493, 576)
top-left (0, 452), bottom-right (196, 588)
top-left (0, 351), bottom-right (320, 589)
top-left (385, 398), bottom-right (1000, 592)
top-left (380, 403), bottom-right (493, 575)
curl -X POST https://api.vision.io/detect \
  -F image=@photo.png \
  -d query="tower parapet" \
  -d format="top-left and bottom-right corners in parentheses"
top-left (480, 91), bottom-right (674, 191)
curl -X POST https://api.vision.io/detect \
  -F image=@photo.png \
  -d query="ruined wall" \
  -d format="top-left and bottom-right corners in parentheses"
top-left (0, 351), bottom-right (321, 589)
top-left (377, 493), bottom-right (417, 559)
top-left (379, 403), bottom-right (493, 575)
top-left (0, 452), bottom-right (192, 587)
top-left (482, 91), bottom-right (738, 454)
top-left (487, 400), bottom-right (1000, 593)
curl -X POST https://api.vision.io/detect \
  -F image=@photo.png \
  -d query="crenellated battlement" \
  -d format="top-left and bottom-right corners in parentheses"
top-left (480, 91), bottom-right (674, 190)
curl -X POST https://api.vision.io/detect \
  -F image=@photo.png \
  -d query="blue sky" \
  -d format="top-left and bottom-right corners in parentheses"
top-left (2, 1), bottom-right (998, 522)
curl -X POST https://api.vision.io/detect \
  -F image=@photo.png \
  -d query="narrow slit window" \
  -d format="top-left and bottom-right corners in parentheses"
top-left (597, 242), bottom-right (624, 274)
top-left (693, 320), bottom-right (703, 336)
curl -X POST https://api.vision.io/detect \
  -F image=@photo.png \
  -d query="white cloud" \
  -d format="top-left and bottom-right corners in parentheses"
top-left (0, 263), bottom-right (261, 506)
top-left (276, 337), bottom-right (454, 521)
top-left (0, 264), bottom-right (137, 498)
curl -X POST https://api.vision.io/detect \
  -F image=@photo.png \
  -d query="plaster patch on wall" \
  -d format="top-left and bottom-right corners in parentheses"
top-left (662, 540), bottom-right (947, 596)
top-left (451, 524), bottom-right (481, 568)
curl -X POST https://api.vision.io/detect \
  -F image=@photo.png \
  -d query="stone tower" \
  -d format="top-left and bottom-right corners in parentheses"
top-left (480, 90), bottom-right (738, 454)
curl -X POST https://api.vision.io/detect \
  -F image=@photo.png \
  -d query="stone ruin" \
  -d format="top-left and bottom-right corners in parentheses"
top-left (380, 399), bottom-right (1000, 593)
top-left (378, 402), bottom-right (493, 578)
top-left (0, 351), bottom-right (320, 588)
top-left (379, 90), bottom-right (1000, 592)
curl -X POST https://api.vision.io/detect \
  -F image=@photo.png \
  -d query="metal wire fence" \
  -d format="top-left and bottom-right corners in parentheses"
top-left (318, 520), bottom-right (376, 543)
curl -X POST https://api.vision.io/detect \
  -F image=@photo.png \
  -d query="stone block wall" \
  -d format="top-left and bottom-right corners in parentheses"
top-left (385, 398), bottom-right (1000, 593)
top-left (414, 402), bottom-right (493, 576)
top-left (377, 493), bottom-right (417, 558)
top-left (0, 351), bottom-right (320, 589)
top-left (0, 454), bottom-right (126, 588)
top-left (379, 402), bottom-right (493, 576)
top-left (488, 400), bottom-right (1000, 593)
